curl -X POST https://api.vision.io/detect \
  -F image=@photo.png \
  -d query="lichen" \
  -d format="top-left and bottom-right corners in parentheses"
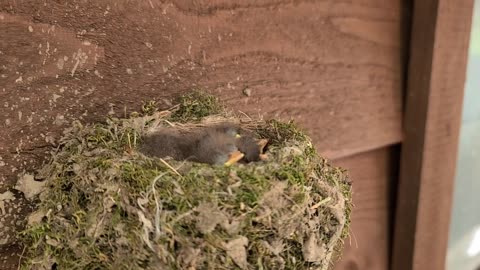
top-left (18, 92), bottom-right (352, 270)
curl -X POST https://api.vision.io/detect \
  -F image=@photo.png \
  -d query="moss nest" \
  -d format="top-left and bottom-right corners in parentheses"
top-left (19, 92), bottom-right (352, 270)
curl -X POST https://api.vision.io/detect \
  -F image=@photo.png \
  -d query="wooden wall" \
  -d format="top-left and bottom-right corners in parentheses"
top-left (0, 1), bottom-right (410, 269)
top-left (333, 147), bottom-right (399, 270)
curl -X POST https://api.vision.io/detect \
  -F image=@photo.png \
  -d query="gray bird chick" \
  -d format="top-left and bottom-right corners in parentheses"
top-left (190, 129), bottom-right (244, 165)
top-left (139, 123), bottom-right (244, 166)
top-left (236, 135), bottom-right (268, 162)
top-left (209, 123), bottom-right (268, 162)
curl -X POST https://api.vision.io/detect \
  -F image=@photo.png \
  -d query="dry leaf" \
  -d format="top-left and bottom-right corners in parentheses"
top-left (195, 202), bottom-right (227, 234)
top-left (302, 233), bottom-right (325, 262)
top-left (224, 236), bottom-right (249, 269)
top-left (15, 173), bottom-right (46, 200)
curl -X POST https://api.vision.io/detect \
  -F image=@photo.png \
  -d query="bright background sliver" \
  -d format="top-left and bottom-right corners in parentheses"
top-left (447, 1), bottom-right (480, 269)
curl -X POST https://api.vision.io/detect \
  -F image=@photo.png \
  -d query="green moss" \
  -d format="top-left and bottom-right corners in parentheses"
top-left (256, 119), bottom-right (309, 145)
top-left (141, 100), bottom-right (158, 116)
top-left (169, 91), bottom-right (223, 122)
top-left (234, 169), bottom-right (271, 208)
top-left (19, 92), bottom-right (352, 270)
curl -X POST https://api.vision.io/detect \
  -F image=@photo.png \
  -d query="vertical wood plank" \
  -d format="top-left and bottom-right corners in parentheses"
top-left (392, 0), bottom-right (474, 270)
top-left (333, 147), bottom-right (399, 270)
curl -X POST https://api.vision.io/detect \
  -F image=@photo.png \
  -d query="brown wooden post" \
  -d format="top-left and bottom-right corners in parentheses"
top-left (392, 0), bottom-right (474, 270)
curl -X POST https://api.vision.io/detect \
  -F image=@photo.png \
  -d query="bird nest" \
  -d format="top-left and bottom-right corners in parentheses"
top-left (19, 92), bottom-right (352, 270)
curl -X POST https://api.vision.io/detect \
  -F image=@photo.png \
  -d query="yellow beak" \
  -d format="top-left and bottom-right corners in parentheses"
top-left (224, 150), bottom-right (245, 166)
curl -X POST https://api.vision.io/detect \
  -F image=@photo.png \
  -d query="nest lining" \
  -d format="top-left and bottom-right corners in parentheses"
top-left (19, 92), bottom-right (352, 270)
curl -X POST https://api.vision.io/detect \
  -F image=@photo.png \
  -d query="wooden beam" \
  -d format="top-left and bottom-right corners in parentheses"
top-left (333, 147), bottom-right (399, 270)
top-left (392, 0), bottom-right (474, 270)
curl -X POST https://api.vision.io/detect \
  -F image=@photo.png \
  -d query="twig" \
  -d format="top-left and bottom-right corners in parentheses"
top-left (237, 110), bottom-right (252, 120)
top-left (310, 197), bottom-right (332, 210)
top-left (351, 229), bottom-right (359, 248)
top-left (171, 210), bottom-right (193, 225)
top-left (150, 173), bottom-right (167, 241)
top-left (159, 158), bottom-right (182, 177)
top-left (162, 119), bottom-right (175, 127)
top-left (17, 245), bottom-right (26, 270)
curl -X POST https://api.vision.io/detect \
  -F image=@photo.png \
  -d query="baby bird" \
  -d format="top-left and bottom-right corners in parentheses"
top-left (139, 124), bottom-right (244, 166)
top-left (210, 123), bottom-right (269, 162)
top-left (191, 128), bottom-right (244, 166)
top-left (139, 122), bottom-right (267, 166)
top-left (138, 128), bottom-right (190, 160)
top-left (236, 134), bottom-right (268, 162)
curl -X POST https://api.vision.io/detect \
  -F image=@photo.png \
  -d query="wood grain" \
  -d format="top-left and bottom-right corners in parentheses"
top-left (0, 1), bottom-right (408, 268)
top-left (0, 0), bottom-right (406, 190)
top-left (333, 147), bottom-right (399, 270)
top-left (391, 0), bottom-right (474, 269)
